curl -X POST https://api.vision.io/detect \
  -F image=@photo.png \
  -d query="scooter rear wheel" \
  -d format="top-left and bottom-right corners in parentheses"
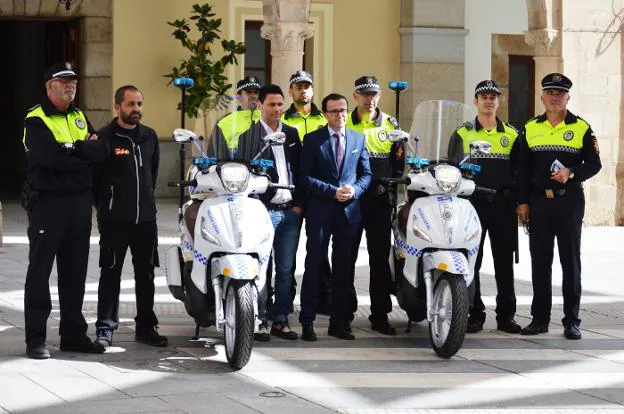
top-left (429, 273), bottom-right (469, 358)
top-left (223, 280), bottom-right (255, 370)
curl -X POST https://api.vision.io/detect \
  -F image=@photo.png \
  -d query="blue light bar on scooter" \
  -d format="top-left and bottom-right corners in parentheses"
top-left (174, 78), bottom-right (194, 88)
top-left (406, 157), bottom-right (429, 168)
top-left (388, 81), bottom-right (408, 92)
top-left (192, 157), bottom-right (218, 169)
top-left (250, 159), bottom-right (274, 171)
top-left (459, 162), bottom-right (481, 174)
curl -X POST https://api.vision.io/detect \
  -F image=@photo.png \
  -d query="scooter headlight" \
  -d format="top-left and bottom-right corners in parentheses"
top-left (219, 163), bottom-right (249, 193)
top-left (200, 216), bottom-right (221, 246)
top-left (434, 165), bottom-right (461, 193)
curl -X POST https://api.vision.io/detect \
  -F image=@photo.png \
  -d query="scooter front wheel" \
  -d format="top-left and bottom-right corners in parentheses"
top-left (223, 280), bottom-right (255, 370)
top-left (429, 273), bottom-right (469, 358)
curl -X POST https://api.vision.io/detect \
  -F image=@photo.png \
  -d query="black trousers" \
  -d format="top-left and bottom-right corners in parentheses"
top-left (24, 193), bottom-right (92, 345)
top-left (469, 200), bottom-right (517, 322)
top-left (349, 192), bottom-right (394, 322)
top-left (96, 220), bottom-right (159, 332)
top-left (528, 191), bottom-right (584, 325)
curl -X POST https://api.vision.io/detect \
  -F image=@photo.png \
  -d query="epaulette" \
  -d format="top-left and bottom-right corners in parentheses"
top-left (575, 114), bottom-right (590, 126)
top-left (27, 104), bottom-right (41, 113)
top-left (387, 116), bottom-right (399, 129)
top-left (460, 121), bottom-right (474, 131)
top-left (503, 122), bottom-right (518, 133)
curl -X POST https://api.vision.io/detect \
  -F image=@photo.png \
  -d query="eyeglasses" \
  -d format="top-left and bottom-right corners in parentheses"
top-left (325, 108), bottom-right (348, 115)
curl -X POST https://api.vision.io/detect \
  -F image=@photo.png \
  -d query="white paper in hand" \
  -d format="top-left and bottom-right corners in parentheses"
top-left (550, 159), bottom-right (565, 173)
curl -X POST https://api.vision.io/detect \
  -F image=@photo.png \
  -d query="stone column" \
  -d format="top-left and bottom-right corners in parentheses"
top-left (399, 0), bottom-right (467, 128)
top-left (261, 0), bottom-right (314, 100)
top-left (524, 28), bottom-right (562, 116)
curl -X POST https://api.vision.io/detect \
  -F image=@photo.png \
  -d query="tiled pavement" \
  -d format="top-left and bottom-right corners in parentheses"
top-left (1, 199), bottom-right (624, 413)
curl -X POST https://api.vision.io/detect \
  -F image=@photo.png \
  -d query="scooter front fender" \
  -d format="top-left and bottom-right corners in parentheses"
top-left (210, 254), bottom-right (259, 281)
top-left (422, 250), bottom-right (473, 286)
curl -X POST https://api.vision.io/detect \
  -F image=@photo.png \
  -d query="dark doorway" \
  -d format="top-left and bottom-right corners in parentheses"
top-left (508, 55), bottom-right (535, 130)
top-left (0, 19), bottom-right (79, 200)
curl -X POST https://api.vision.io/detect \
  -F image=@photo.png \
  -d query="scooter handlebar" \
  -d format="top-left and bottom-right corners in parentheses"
top-left (375, 177), bottom-right (411, 185)
top-left (168, 179), bottom-right (197, 188)
top-left (269, 183), bottom-right (295, 190)
top-left (475, 186), bottom-right (497, 195)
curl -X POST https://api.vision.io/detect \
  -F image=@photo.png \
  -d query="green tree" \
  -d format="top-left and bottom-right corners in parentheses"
top-left (164, 3), bottom-right (246, 118)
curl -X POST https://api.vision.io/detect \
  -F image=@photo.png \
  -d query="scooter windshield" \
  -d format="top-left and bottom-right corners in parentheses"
top-left (201, 94), bottom-right (261, 162)
top-left (407, 100), bottom-right (475, 164)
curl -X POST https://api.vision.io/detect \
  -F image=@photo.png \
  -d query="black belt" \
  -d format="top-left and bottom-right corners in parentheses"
top-left (269, 201), bottom-right (293, 211)
top-left (535, 189), bottom-right (566, 199)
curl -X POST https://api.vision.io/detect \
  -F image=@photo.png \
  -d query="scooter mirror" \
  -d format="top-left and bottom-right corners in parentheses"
top-left (387, 130), bottom-right (410, 143)
top-left (264, 131), bottom-right (286, 145)
top-left (469, 140), bottom-right (492, 155)
top-left (173, 128), bottom-right (198, 143)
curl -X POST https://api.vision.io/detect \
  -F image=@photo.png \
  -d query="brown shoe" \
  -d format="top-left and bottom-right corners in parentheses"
top-left (270, 321), bottom-right (299, 340)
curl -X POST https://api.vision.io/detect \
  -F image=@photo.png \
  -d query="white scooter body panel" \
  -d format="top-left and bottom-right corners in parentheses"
top-left (189, 195), bottom-right (273, 294)
top-left (400, 193), bottom-right (481, 288)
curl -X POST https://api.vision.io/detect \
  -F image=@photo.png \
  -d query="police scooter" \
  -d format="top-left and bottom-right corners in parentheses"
top-left (165, 99), bottom-right (292, 370)
top-left (381, 100), bottom-right (494, 358)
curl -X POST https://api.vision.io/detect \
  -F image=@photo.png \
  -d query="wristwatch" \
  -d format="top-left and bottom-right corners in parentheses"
top-left (568, 168), bottom-right (575, 180)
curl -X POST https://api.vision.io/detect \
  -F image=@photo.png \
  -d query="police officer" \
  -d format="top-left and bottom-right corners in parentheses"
top-left (282, 71), bottom-right (327, 140)
top-left (448, 80), bottom-right (521, 334)
top-left (517, 73), bottom-right (601, 339)
top-left (346, 76), bottom-right (403, 335)
top-left (93, 85), bottom-right (167, 349)
top-left (281, 71), bottom-right (331, 314)
top-left (22, 62), bottom-right (108, 359)
top-left (209, 76), bottom-right (262, 157)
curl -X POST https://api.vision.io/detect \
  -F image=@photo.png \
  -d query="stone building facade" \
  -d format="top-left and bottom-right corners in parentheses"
top-left (0, 0), bottom-right (621, 225)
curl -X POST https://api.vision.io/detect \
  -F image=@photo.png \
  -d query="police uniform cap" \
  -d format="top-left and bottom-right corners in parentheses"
top-left (474, 80), bottom-right (501, 96)
top-left (236, 76), bottom-right (261, 93)
top-left (289, 70), bottom-right (313, 85)
top-left (541, 73), bottom-right (572, 92)
top-left (44, 62), bottom-right (78, 83)
top-left (354, 76), bottom-right (381, 93)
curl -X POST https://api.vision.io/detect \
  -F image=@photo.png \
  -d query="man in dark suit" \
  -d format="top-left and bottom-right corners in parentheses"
top-left (237, 84), bottom-right (303, 342)
top-left (298, 93), bottom-right (372, 341)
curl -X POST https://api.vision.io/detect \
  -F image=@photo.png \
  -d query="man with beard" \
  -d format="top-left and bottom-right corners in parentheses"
top-left (281, 71), bottom-right (332, 314)
top-left (93, 85), bottom-right (167, 349)
top-left (22, 62), bottom-right (108, 359)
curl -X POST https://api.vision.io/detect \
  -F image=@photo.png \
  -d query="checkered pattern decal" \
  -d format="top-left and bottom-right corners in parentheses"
top-left (395, 238), bottom-right (423, 257)
top-left (193, 250), bottom-right (209, 265)
top-left (260, 254), bottom-right (270, 265)
top-left (450, 251), bottom-right (467, 274)
top-left (467, 246), bottom-right (480, 257)
top-left (531, 145), bottom-right (580, 154)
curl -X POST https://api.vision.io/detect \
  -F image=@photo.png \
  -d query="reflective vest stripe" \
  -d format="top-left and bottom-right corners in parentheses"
top-left (23, 106), bottom-right (88, 146)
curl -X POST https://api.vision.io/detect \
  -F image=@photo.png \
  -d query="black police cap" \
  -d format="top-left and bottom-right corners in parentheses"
top-left (236, 76), bottom-right (261, 93)
top-left (354, 76), bottom-right (381, 93)
top-left (474, 80), bottom-right (501, 96)
top-left (44, 62), bottom-right (78, 83)
top-left (541, 73), bottom-right (572, 92)
top-left (289, 70), bottom-right (313, 85)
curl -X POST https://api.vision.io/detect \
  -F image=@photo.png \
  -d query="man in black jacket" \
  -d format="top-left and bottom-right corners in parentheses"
top-left (93, 85), bottom-right (166, 348)
top-left (23, 62), bottom-right (108, 359)
top-left (237, 84), bottom-right (303, 341)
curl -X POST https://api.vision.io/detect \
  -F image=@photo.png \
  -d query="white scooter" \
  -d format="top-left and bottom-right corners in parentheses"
top-left (165, 127), bottom-right (291, 370)
top-left (383, 100), bottom-right (494, 358)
